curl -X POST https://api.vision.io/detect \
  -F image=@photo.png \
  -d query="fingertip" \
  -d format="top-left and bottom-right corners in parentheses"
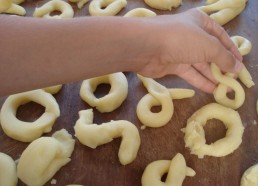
top-left (234, 59), bottom-right (244, 73)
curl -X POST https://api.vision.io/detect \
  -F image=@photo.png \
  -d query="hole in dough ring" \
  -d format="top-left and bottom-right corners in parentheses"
top-left (80, 72), bottom-right (128, 113)
top-left (183, 103), bottom-right (244, 158)
top-left (0, 153), bottom-right (18, 186)
top-left (124, 8), bottom-right (156, 17)
top-left (0, 89), bottom-right (60, 142)
top-left (241, 164), bottom-right (258, 186)
top-left (143, 0), bottom-right (181, 10)
top-left (89, 0), bottom-right (127, 16)
top-left (33, 0), bottom-right (74, 19)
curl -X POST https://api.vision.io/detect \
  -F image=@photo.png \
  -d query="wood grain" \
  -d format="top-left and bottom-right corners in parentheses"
top-left (0, 0), bottom-right (258, 185)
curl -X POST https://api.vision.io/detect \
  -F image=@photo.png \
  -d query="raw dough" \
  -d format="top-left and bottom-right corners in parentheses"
top-left (257, 100), bottom-right (258, 115)
top-left (43, 85), bottom-right (63, 94)
top-left (144, 0), bottom-right (181, 10)
top-left (69, 0), bottom-right (88, 9)
top-left (124, 8), bottom-right (156, 17)
top-left (17, 129), bottom-right (75, 186)
top-left (89, 0), bottom-right (127, 16)
top-left (241, 164), bottom-right (258, 186)
top-left (0, 152), bottom-right (18, 186)
top-left (0, 89), bottom-right (60, 142)
top-left (0, 0), bottom-right (26, 15)
top-left (199, 0), bottom-right (247, 25)
top-left (74, 109), bottom-right (140, 165)
top-left (141, 153), bottom-right (196, 186)
top-left (33, 0), bottom-right (74, 19)
top-left (80, 72), bottom-right (128, 113)
top-left (182, 103), bottom-right (244, 158)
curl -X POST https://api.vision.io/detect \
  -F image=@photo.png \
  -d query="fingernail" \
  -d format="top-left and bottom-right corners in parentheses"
top-left (234, 60), bottom-right (243, 73)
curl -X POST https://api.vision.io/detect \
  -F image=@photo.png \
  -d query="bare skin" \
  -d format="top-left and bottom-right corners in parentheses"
top-left (0, 8), bottom-right (242, 96)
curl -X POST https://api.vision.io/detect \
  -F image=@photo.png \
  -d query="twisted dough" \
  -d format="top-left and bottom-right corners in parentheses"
top-left (124, 8), bottom-right (156, 17)
top-left (89, 0), bottom-right (127, 16)
top-left (0, 153), bottom-right (18, 186)
top-left (17, 129), bottom-right (75, 186)
top-left (69, 0), bottom-right (89, 9)
top-left (80, 72), bottom-right (128, 113)
top-left (199, 0), bottom-right (247, 25)
top-left (33, 0), bottom-right (74, 19)
top-left (144, 0), bottom-right (181, 10)
top-left (182, 103), bottom-right (244, 158)
top-left (137, 75), bottom-right (195, 128)
top-left (43, 85), bottom-right (63, 94)
top-left (0, 89), bottom-right (60, 142)
top-left (241, 164), bottom-right (258, 186)
top-left (142, 153), bottom-right (195, 186)
top-left (74, 109), bottom-right (140, 165)
top-left (0, 0), bottom-right (26, 15)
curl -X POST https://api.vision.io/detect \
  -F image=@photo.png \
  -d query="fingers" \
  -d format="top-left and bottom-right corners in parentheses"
top-left (193, 63), bottom-right (218, 84)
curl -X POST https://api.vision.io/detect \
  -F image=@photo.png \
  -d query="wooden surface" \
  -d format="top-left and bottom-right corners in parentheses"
top-left (0, 0), bottom-right (258, 185)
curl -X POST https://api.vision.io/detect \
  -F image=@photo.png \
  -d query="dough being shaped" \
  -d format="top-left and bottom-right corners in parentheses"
top-left (69, 0), bottom-right (89, 9)
top-left (74, 109), bottom-right (140, 165)
top-left (211, 63), bottom-right (245, 109)
top-left (144, 0), bottom-right (181, 10)
top-left (33, 0), bottom-right (74, 19)
top-left (0, 89), bottom-right (60, 142)
top-left (182, 103), bottom-right (244, 158)
top-left (0, 0), bottom-right (26, 15)
top-left (43, 85), bottom-right (63, 94)
top-left (17, 129), bottom-right (75, 186)
top-left (89, 0), bottom-right (127, 16)
top-left (199, 0), bottom-right (247, 25)
top-left (241, 164), bottom-right (258, 186)
top-left (124, 8), bottom-right (156, 17)
top-left (142, 153), bottom-right (195, 186)
top-left (137, 75), bottom-right (195, 128)
top-left (0, 152), bottom-right (18, 186)
top-left (80, 72), bottom-right (128, 113)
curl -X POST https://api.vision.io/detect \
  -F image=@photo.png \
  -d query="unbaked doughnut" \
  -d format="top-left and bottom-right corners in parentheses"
top-left (144, 0), bottom-right (181, 10)
top-left (182, 103), bottom-right (244, 158)
top-left (0, 152), bottom-right (18, 186)
top-left (80, 72), bottom-right (128, 113)
top-left (124, 8), bottom-right (156, 17)
top-left (0, 0), bottom-right (26, 15)
top-left (33, 0), bottom-right (74, 19)
top-left (17, 129), bottom-right (75, 186)
top-left (89, 0), bottom-right (127, 16)
top-left (43, 85), bottom-right (63, 94)
top-left (0, 89), bottom-right (60, 142)
top-left (211, 63), bottom-right (245, 109)
top-left (199, 0), bottom-right (247, 25)
top-left (74, 109), bottom-right (140, 165)
top-left (142, 153), bottom-right (196, 186)
top-left (69, 0), bottom-right (88, 9)
top-left (241, 164), bottom-right (258, 186)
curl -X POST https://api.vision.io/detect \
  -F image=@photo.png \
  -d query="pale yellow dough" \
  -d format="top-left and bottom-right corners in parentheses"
top-left (141, 153), bottom-right (196, 186)
top-left (256, 100), bottom-right (258, 115)
top-left (124, 8), bottom-right (156, 17)
top-left (0, 152), bottom-right (18, 186)
top-left (144, 0), bottom-right (181, 10)
top-left (80, 72), bottom-right (128, 113)
top-left (33, 0), bottom-right (74, 19)
top-left (137, 75), bottom-right (195, 128)
top-left (74, 109), bottom-right (140, 165)
top-left (241, 164), bottom-right (258, 186)
top-left (17, 129), bottom-right (75, 186)
top-left (199, 0), bottom-right (247, 25)
top-left (69, 0), bottom-right (88, 9)
top-left (43, 85), bottom-right (63, 94)
top-left (0, 89), bottom-right (60, 142)
top-left (182, 103), bottom-right (244, 158)
top-left (89, 0), bottom-right (127, 16)
top-left (0, 0), bottom-right (26, 15)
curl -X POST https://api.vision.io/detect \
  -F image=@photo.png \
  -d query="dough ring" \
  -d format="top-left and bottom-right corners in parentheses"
top-left (0, 89), bottom-right (60, 142)
top-left (0, 152), bottom-right (18, 186)
top-left (43, 85), bottom-right (63, 94)
top-left (137, 74), bottom-right (195, 128)
top-left (33, 0), bottom-right (74, 19)
top-left (211, 63), bottom-right (245, 109)
top-left (0, 0), bottom-right (26, 15)
top-left (17, 129), bottom-right (75, 186)
top-left (124, 8), bottom-right (156, 17)
top-left (141, 153), bottom-right (196, 186)
top-left (80, 72), bottom-right (128, 113)
top-left (74, 109), bottom-right (140, 165)
top-left (241, 164), bottom-right (258, 186)
top-left (89, 0), bottom-right (127, 16)
top-left (144, 0), bottom-right (181, 10)
top-left (199, 0), bottom-right (247, 25)
top-left (69, 0), bottom-right (89, 9)
top-left (182, 103), bottom-right (244, 158)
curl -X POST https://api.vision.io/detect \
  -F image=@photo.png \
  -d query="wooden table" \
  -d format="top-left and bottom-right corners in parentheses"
top-left (0, 0), bottom-right (258, 185)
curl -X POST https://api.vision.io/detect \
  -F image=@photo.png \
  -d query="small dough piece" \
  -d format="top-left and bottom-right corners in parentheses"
top-left (211, 63), bottom-right (245, 109)
top-left (69, 0), bottom-right (89, 9)
top-left (182, 103), bottom-right (244, 158)
top-left (17, 129), bottom-right (75, 186)
top-left (33, 0), bottom-right (74, 19)
top-left (80, 72), bottom-right (128, 113)
top-left (142, 153), bottom-right (195, 186)
top-left (199, 0), bottom-right (247, 25)
top-left (124, 8), bottom-right (156, 17)
top-left (0, 152), bottom-right (18, 186)
top-left (89, 0), bottom-right (127, 16)
top-left (241, 164), bottom-right (258, 186)
top-left (0, 89), bottom-right (60, 142)
top-left (43, 85), bottom-right (63, 94)
top-left (0, 0), bottom-right (26, 15)
top-left (144, 0), bottom-right (181, 10)
top-left (256, 100), bottom-right (258, 115)
top-left (74, 109), bottom-right (140, 165)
